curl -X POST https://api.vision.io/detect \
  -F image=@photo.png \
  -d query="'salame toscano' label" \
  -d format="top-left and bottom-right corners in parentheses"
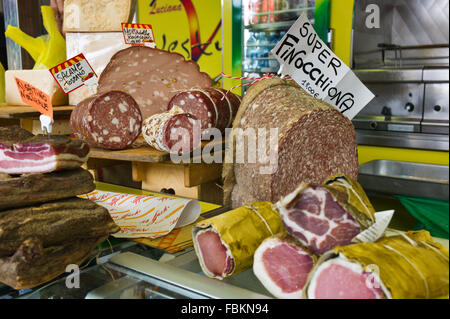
top-left (122, 23), bottom-right (156, 47)
top-left (49, 54), bottom-right (98, 94)
top-left (272, 13), bottom-right (375, 120)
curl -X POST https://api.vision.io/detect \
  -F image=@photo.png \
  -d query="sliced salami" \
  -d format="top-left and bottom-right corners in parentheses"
top-left (142, 106), bottom-right (201, 155)
top-left (98, 46), bottom-right (212, 119)
top-left (253, 233), bottom-right (315, 299)
top-left (70, 90), bottom-right (142, 150)
top-left (168, 88), bottom-right (241, 134)
top-left (223, 78), bottom-right (359, 208)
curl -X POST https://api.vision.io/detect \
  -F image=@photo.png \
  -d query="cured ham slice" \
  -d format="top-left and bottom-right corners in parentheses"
top-left (0, 131), bottom-right (90, 175)
top-left (276, 176), bottom-right (376, 255)
top-left (253, 233), bottom-right (315, 299)
top-left (306, 255), bottom-right (385, 299)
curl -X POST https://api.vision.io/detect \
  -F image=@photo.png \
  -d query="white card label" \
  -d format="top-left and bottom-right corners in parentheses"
top-left (272, 13), bottom-right (375, 119)
top-left (353, 210), bottom-right (395, 243)
top-left (122, 23), bottom-right (156, 48)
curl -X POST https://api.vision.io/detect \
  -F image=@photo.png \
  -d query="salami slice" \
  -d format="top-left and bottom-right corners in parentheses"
top-left (223, 78), bottom-right (359, 208)
top-left (98, 46), bottom-right (212, 119)
top-left (168, 88), bottom-right (241, 134)
top-left (253, 233), bottom-right (316, 299)
top-left (142, 106), bottom-right (201, 155)
top-left (70, 90), bottom-right (142, 150)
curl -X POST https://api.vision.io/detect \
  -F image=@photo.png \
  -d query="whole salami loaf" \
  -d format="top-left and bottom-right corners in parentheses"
top-left (168, 88), bottom-right (241, 134)
top-left (223, 78), bottom-right (359, 208)
top-left (142, 106), bottom-right (201, 155)
top-left (70, 90), bottom-right (142, 150)
top-left (98, 46), bottom-right (212, 119)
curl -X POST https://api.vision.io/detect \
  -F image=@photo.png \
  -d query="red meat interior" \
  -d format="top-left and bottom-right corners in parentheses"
top-left (313, 262), bottom-right (384, 299)
top-left (262, 243), bottom-right (314, 294)
top-left (197, 230), bottom-right (232, 277)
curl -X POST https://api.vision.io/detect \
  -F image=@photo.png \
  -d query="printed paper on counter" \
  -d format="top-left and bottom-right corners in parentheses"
top-left (122, 23), bottom-right (156, 48)
top-left (272, 13), bottom-right (375, 120)
top-left (49, 53), bottom-right (98, 94)
top-left (79, 190), bottom-right (201, 239)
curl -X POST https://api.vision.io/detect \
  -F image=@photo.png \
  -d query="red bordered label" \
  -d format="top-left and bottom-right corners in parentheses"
top-left (122, 23), bottom-right (156, 47)
top-left (49, 53), bottom-right (98, 94)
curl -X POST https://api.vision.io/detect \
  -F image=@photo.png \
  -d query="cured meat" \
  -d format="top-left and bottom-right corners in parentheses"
top-left (70, 90), bottom-right (142, 150)
top-left (0, 126), bottom-right (34, 145)
top-left (305, 231), bottom-right (450, 299)
top-left (307, 255), bottom-right (385, 299)
top-left (0, 197), bottom-right (120, 257)
top-left (276, 176), bottom-right (376, 255)
top-left (193, 202), bottom-right (285, 280)
top-left (0, 236), bottom-right (107, 290)
top-left (253, 233), bottom-right (315, 299)
top-left (0, 132), bottom-right (90, 175)
top-left (142, 106), bottom-right (201, 154)
top-left (0, 168), bottom-right (95, 211)
top-left (195, 229), bottom-right (234, 278)
top-left (168, 88), bottom-right (241, 134)
top-left (222, 78), bottom-right (359, 208)
top-left (98, 46), bottom-right (212, 118)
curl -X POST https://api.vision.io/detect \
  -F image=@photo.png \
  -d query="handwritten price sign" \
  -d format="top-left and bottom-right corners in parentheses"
top-left (15, 77), bottom-right (53, 120)
top-left (122, 23), bottom-right (156, 47)
top-left (49, 54), bottom-right (98, 94)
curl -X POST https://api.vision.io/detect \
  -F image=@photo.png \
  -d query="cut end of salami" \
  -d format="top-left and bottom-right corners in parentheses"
top-left (168, 88), bottom-right (241, 134)
top-left (98, 46), bottom-right (212, 119)
top-left (307, 255), bottom-right (385, 299)
top-left (194, 229), bottom-right (234, 279)
top-left (70, 90), bottom-right (142, 150)
top-left (276, 183), bottom-right (361, 255)
top-left (253, 234), bottom-right (315, 299)
top-left (0, 132), bottom-right (90, 175)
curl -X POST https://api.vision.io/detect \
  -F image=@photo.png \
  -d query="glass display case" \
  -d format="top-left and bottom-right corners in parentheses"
top-left (241, 0), bottom-right (317, 77)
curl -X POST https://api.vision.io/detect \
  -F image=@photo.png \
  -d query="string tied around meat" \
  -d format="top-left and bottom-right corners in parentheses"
top-left (219, 72), bottom-right (291, 101)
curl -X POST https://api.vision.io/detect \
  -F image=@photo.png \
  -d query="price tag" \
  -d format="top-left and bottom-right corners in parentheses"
top-left (15, 77), bottom-right (53, 120)
top-left (272, 13), bottom-right (374, 120)
top-left (49, 53), bottom-right (98, 94)
top-left (122, 23), bottom-right (156, 47)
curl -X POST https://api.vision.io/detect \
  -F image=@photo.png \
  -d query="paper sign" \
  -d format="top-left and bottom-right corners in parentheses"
top-left (272, 13), bottom-right (375, 119)
top-left (353, 210), bottom-right (395, 243)
top-left (122, 23), bottom-right (156, 47)
top-left (14, 77), bottom-right (53, 119)
top-left (49, 53), bottom-right (98, 94)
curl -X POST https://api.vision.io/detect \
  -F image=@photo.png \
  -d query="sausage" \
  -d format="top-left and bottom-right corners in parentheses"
top-left (223, 78), bottom-right (359, 208)
top-left (70, 90), bottom-right (142, 150)
top-left (142, 106), bottom-right (201, 155)
top-left (168, 88), bottom-right (241, 134)
top-left (98, 46), bottom-right (212, 119)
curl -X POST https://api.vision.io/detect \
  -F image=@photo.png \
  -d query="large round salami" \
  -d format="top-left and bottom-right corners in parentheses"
top-left (167, 88), bottom-right (241, 134)
top-left (142, 106), bottom-right (201, 155)
top-left (70, 90), bottom-right (142, 150)
top-left (223, 78), bottom-right (359, 208)
top-left (98, 46), bottom-right (212, 119)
